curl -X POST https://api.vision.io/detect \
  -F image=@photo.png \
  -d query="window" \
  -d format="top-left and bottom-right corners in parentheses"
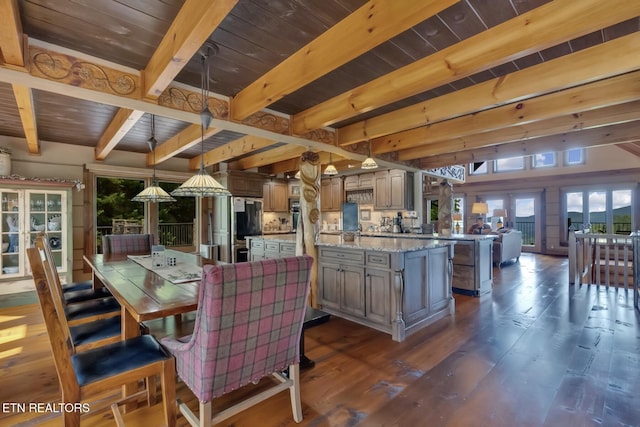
top-left (564, 148), bottom-right (585, 165)
top-left (563, 187), bottom-right (635, 240)
top-left (494, 156), bottom-right (525, 172)
top-left (486, 199), bottom-right (504, 229)
top-left (532, 152), bottom-right (556, 168)
top-left (469, 162), bottom-right (487, 175)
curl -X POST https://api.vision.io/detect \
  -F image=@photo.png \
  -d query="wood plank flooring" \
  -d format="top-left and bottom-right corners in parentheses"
top-left (0, 253), bottom-right (638, 426)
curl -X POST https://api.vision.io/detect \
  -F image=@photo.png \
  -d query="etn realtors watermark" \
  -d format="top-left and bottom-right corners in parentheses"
top-left (2, 402), bottom-right (90, 414)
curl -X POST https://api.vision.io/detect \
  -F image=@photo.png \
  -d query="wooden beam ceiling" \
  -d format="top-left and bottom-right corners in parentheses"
top-left (292, 0), bottom-right (640, 135)
top-left (419, 122), bottom-right (640, 169)
top-left (230, 0), bottom-right (457, 121)
top-left (227, 145), bottom-right (308, 170)
top-left (189, 135), bottom-right (277, 170)
top-left (11, 84), bottom-right (38, 154)
top-left (373, 70), bottom-right (640, 156)
top-left (337, 32), bottom-right (640, 147)
top-left (398, 101), bottom-right (640, 160)
top-left (151, 124), bottom-right (223, 167)
top-left (0, 0), bottom-right (24, 68)
top-left (95, 109), bottom-right (146, 160)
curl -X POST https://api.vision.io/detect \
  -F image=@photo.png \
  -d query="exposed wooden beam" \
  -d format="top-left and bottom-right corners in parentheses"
top-left (267, 152), bottom-right (348, 175)
top-left (399, 101), bottom-right (640, 160)
top-left (230, 0), bottom-right (456, 120)
top-left (374, 70), bottom-right (640, 155)
top-left (11, 84), bottom-right (38, 153)
top-left (227, 145), bottom-right (307, 170)
top-left (189, 135), bottom-right (277, 170)
top-left (152, 124), bottom-right (223, 166)
top-left (617, 142), bottom-right (640, 158)
top-left (144, 0), bottom-right (238, 99)
top-left (419, 122), bottom-right (640, 169)
top-left (95, 109), bottom-right (145, 160)
top-left (337, 32), bottom-right (640, 146)
top-left (0, 0), bottom-right (24, 68)
top-left (292, 0), bottom-right (640, 134)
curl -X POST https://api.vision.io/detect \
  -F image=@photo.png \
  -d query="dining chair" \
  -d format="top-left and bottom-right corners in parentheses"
top-left (161, 255), bottom-right (313, 427)
top-left (102, 233), bottom-right (154, 256)
top-left (33, 235), bottom-right (120, 327)
top-left (29, 245), bottom-right (121, 353)
top-left (27, 247), bottom-right (177, 427)
top-left (34, 234), bottom-right (112, 304)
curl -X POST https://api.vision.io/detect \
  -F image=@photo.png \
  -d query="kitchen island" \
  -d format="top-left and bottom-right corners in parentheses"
top-left (246, 234), bottom-right (455, 342)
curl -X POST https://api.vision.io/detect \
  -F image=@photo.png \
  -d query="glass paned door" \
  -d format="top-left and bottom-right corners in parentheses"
top-left (1, 190), bottom-right (22, 276)
top-left (515, 196), bottom-right (540, 252)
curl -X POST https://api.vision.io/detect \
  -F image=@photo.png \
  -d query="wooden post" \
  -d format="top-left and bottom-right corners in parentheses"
top-left (295, 151), bottom-right (320, 307)
top-left (438, 179), bottom-right (453, 236)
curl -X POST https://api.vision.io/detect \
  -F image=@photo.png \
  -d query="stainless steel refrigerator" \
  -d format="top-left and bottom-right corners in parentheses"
top-left (231, 197), bottom-right (263, 262)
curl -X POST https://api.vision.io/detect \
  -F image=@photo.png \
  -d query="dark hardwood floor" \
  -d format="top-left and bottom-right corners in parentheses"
top-left (1, 253), bottom-right (638, 426)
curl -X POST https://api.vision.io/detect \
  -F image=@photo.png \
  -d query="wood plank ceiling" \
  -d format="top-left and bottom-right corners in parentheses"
top-left (0, 0), bottom-right (638, 178)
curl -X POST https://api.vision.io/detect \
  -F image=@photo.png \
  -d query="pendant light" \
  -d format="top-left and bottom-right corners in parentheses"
top-left (171, 43), bottom-right (230, 198)
top-left (132, 115), bottom-right (176, 203)
top-left (323, 153), bottom-right (338, 175)
top-left (361, 140), bottom-right (378, 169)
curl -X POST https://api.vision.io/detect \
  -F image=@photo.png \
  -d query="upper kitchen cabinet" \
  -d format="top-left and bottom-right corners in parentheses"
top-left (344, 173), bottom-right (374, 191)
top-left (214, 171), bottom-right (265, 198)
top-left (374, 170), bottom-right (414, 211)
top-left (320, 177), bottom-right (343, 212)
top-left (263, 179), bottom-right (288, 212)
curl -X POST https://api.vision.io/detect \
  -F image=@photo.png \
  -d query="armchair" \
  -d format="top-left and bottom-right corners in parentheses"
top-left (161, 255), bottom-right (313, 427)
top-left (493, 229), bottom-right (523, 267)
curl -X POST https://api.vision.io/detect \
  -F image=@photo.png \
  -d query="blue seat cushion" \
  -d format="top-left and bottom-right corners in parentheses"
top-left (65, 298), bottom-right (120, 321)
top-left (71, 335), bottom-right (171, 387)
top-left (63, 287), bottom-right (113, 305)
top-left (62, 280), bottom-right (93, 293)
top-left (69, 316), bottom-right (121, 347)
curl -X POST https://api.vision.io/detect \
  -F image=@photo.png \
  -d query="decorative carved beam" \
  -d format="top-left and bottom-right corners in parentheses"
top-left (292, 0), bottom-right (640, 134)
top-left (151, 124), bottom-right (223, 166)
top-left (338, 32), bottom-right (640, 146)
top-left (230, 0), bottom-right (456, 120)
top-left (144, 0), bottom-right (238, 99)
top-left (267, 152), bottom-right (344, 175)
top-left (11, 84), bottom-right (38, 153)
top-left (0, 0), bottom-right (24, 68)
top-left (227, 145), bottom-right (308, 170)
top-left (419, 122), bottom-right (640, 169)
top-left (189, 134), bottom-right (277, 170)
top-left (375, 70), bottom-right (640, 156)
top-left (398, 101), bottom-right (640, 160)
top-left (95, 109), bottom-right (145, 160)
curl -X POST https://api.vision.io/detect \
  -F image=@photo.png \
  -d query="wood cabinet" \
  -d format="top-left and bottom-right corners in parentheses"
top-left (374, 169), bottom-right (414, 210)
top-left (344, 173), bottom-right (374, 190)
top-left (263, 179), bottom-right (288, 212)
top-left (247, 237), bottom-right (296, 261)
top-left (450, 237), bottom-right (494, 296)
top-left (318, 243), bottom-right (454, 341)
top-left (320, 177), bottom-right (343, 212)
top-left (0, 187), bottom-right (71, 281)
top-left (214, 171), bottom-right (265, 197)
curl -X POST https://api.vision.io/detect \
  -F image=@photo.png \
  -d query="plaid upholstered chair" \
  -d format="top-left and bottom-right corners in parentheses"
top-left (102, 233), bottom-right (154, 256)
top-left (161, 255), bottom-right (313, 427)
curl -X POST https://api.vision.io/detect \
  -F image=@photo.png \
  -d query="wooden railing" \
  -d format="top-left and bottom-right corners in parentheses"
top-left (568, 230), bottom-right (637, 299)
top-left (97, 222), bottom-right (194, 248)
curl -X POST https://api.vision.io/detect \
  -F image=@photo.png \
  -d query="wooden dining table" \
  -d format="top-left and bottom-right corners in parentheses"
top-left (83, 249), bottom-right (209, 339)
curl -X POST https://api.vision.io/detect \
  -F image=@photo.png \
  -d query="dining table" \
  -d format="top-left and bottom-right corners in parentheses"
top-left (83, 249), bottom-right (209, 339)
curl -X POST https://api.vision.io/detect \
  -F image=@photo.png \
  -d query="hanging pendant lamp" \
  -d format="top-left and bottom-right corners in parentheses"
top-left (361, 140), bottom-right (378, 169)
top-left (323, 153), bottom-right (338, 175)
top-left (171, 43), bottom-right (230, 198)
top-left (132, 115), bottom-right (176, 203)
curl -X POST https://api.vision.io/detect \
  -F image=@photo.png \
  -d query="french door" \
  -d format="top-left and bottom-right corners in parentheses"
top-left (514, 194), bottom-right (541, 253)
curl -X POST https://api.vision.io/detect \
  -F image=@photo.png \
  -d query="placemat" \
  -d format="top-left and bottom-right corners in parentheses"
top-left (127, 254), bottom-right (202, 284)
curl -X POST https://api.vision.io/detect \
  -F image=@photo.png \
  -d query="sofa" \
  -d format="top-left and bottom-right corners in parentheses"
top-left (493, 229), bottom-right (522, 267)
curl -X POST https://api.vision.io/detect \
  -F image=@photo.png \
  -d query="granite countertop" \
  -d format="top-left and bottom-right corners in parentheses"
top-left (246, 234), bottom-right (453, 253)
top-left (358, 231), bottom-right (498, 241)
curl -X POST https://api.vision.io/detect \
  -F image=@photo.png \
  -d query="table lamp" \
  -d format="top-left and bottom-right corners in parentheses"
top-left (493, 209), bottom-right (507, 229)
top-left (471, 202), bottom-right (488, 219)
top-left (452, 213), bottom-right (462, 234)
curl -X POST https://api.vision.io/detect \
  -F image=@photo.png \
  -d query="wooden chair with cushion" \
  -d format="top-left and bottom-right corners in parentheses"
top-left (161, 255), bottom-right (313, 427)
top-left (27, 247), bottom-right (176, 427)
top-left (102, 233), bottom-right (154, 256)
top-left (35, 234), bottom-right (112, 304)
top-left (34, 235), bottom-right (120, 327)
